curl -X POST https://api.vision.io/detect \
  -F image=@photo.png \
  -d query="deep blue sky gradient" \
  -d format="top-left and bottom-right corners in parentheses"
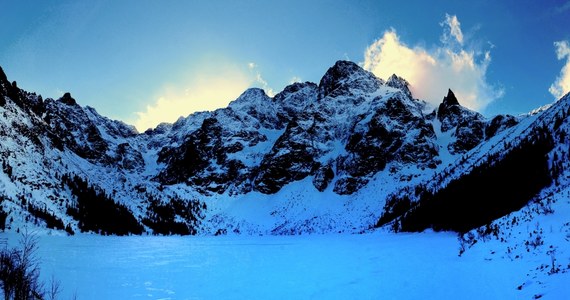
top-left (1, 0), bottom-right (569, 127)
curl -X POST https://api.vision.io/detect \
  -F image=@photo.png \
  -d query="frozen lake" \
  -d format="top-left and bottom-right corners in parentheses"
top-left (2, 232), bottom-right (534, 299)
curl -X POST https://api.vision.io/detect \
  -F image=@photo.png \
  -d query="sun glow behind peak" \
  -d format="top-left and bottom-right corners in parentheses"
top-left (131, 60), bottom-right (278, 132)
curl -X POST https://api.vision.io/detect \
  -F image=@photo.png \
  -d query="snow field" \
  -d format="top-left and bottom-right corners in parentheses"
top-left (2, 231), bottom-right (564, 300)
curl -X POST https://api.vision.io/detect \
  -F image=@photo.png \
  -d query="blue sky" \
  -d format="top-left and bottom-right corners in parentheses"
top-left (1, 0), bottom-right (569, 131)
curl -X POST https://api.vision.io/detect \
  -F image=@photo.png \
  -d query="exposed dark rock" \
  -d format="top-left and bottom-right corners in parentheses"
top-left (333, 176), bottom-right (367, 195)
top-left (435, 89), bottom-right (491, 154)
top-left (60, 92), bottom-right (77, 106)
top-left (253, 119), bottom-right (320, 194)
top-left (312, 164), bottom-right (335, 192)
top-left (437, 89), bottom-right (468, 132)
top-left (156, 117), bottom-right (224, 185)
top-left (0, 67), bottom-right (8, 105)
top-left (43, 99), bottom-right (110, 161)
top-left (449, 119), bottom-right (485, 154)
top-left (386, 74), bottom-right (413, 99)
top-left (0, 61), bottom-right (523, 206)
top-left (318, 60), bottom-right (382, 99)
top-left (336, 96), bottom-right (439, 194)
top-left (273, 82), bottom-right (318, 123)
top-left (485, 115), bottom-right (519, 139)
top-left (116, 143), bottom-right (144, 171)
top-left (1, 61), bottom-right (567, 236)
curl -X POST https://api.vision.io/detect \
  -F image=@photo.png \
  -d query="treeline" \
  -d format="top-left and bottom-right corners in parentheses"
top-left (142, 196), bottom-right (205, 235)
top-left (62, 173), bottom-right (143, 235)
top-left (379, 126), bottom-right (554, 233)
top-left (1, 194), bottom-right (70, 233)
top-left (26, 203), bottom-right (66, 231)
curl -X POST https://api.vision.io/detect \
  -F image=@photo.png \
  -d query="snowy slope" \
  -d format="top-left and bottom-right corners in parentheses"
top-left (371, 91), bottom-right (570, 295)
top-left (0, 61), bottom-right (557, 240)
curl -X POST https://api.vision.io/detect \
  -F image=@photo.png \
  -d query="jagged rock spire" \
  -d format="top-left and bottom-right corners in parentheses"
top-left (59, 92), bottom-right (77, 106)
top-left (437, 89), bottom-right (461, 122)
top-left (442, 89), bottom-right (459, 106)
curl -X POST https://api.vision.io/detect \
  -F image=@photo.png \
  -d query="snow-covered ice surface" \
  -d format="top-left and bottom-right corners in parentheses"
top-left (2, 231), bottom-right (567, 299)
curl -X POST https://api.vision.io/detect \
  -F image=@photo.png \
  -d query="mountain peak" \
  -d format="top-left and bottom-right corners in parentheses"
top-left (436, 89), bottom-right (462, 123)
top-left (0, 66), bottom-right (8, 85)
top-left (318, 60), bottom-right (382, 99)
top-left (238, 87), bottom-right (268, 98)
top-left (229, 88), bottom-right (271, 109)
top-left (0, 61), bottom-right (529, 236)
top-left (442, 89), bottom-right (460, 106)
top-left (329, 60), bottom-right (361, 72)
top-left (435, 88), bottom-right (490, 154)
top-left (319, 61), bottom-right (365, 86)
top-left (59, 92), bottom-right (77, 106)
top-left (386, 74), bottom-right (413, 98)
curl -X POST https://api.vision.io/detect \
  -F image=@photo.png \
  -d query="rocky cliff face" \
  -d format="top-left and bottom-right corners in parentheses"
top-left (436, 89), bottom-right (519, 154)
top-left (155, 61), bottom-right (462, 195)
top-left (0, 61), bottom-right (527, 235)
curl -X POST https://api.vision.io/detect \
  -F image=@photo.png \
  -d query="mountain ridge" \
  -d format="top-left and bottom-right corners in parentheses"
top-left (0, 60), bottom-right (566, 239)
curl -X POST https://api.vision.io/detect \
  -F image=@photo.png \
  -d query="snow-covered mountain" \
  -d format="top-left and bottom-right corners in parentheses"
top-left (0, 60), bottom-right (567, 243)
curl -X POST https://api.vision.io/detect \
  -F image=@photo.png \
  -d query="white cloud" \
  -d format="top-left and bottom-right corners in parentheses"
top-left (248, 63), bottom-right (275, 97)
top-left (132, 63), bottom-right (252, 132)
top-left (549, 40), bottom-right (570, 99)
top-left (362, 15), bottom-right (503, 111)
top-left (441, 13), bottom-right (463, 45)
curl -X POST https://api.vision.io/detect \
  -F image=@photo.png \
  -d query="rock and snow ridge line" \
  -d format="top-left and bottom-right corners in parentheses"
top-left (0, 61), bottom-right (558, 237)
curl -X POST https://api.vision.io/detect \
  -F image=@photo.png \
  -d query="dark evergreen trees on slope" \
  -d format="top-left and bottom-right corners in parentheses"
top-left (379, 126), bottom-right (554, 233)
top-left (142, 196), bottom-right (205, 235)
top-left (62, 174), bottom-right (143, 235)
top-left (26, 203), bottom-right (65, 231)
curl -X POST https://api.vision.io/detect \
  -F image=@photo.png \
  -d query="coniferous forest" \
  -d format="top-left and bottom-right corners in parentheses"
top-left (379, 127), bottom-right (554, 233)
top-left (63, 174), bottom-right (143, 235)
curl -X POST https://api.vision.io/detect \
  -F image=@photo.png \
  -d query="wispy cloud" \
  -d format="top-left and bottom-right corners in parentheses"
top-left (441, 13), bottom-right (464, 45)
top-left (549, 40), bottom-right (570, 99)
top-left (248, 62), bottom-right (275, 97)
top-left (362, 14), bottom-right (503, 111)
top-left (555, 1), bottom-right (570, 14)
top-left (289, 76), bottom-right (302, 84)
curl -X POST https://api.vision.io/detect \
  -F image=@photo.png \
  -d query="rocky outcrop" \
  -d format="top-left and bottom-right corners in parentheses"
top-left (335, 94), bottom-right (439, 194)
top-left (436, 89), bottom-right (518, 154)
top-left (318, 60), bottom-right (382, 100)
top-left (43, 95), bottom-right (110, 161)
top-left (0, 62), bottom-right (515, 198)
top-left (155, 62), bottom-right (509, 195)
top-left (437, 89), bottom-right (473, 132)
top-left (253, 116), bottom-right (321, 194)
top-left (0, 61), bottom-right (552, 235)
top-left (485, 115), bottom-right (519, 139)
top-left (386, 74), bottom-right (413, 99)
